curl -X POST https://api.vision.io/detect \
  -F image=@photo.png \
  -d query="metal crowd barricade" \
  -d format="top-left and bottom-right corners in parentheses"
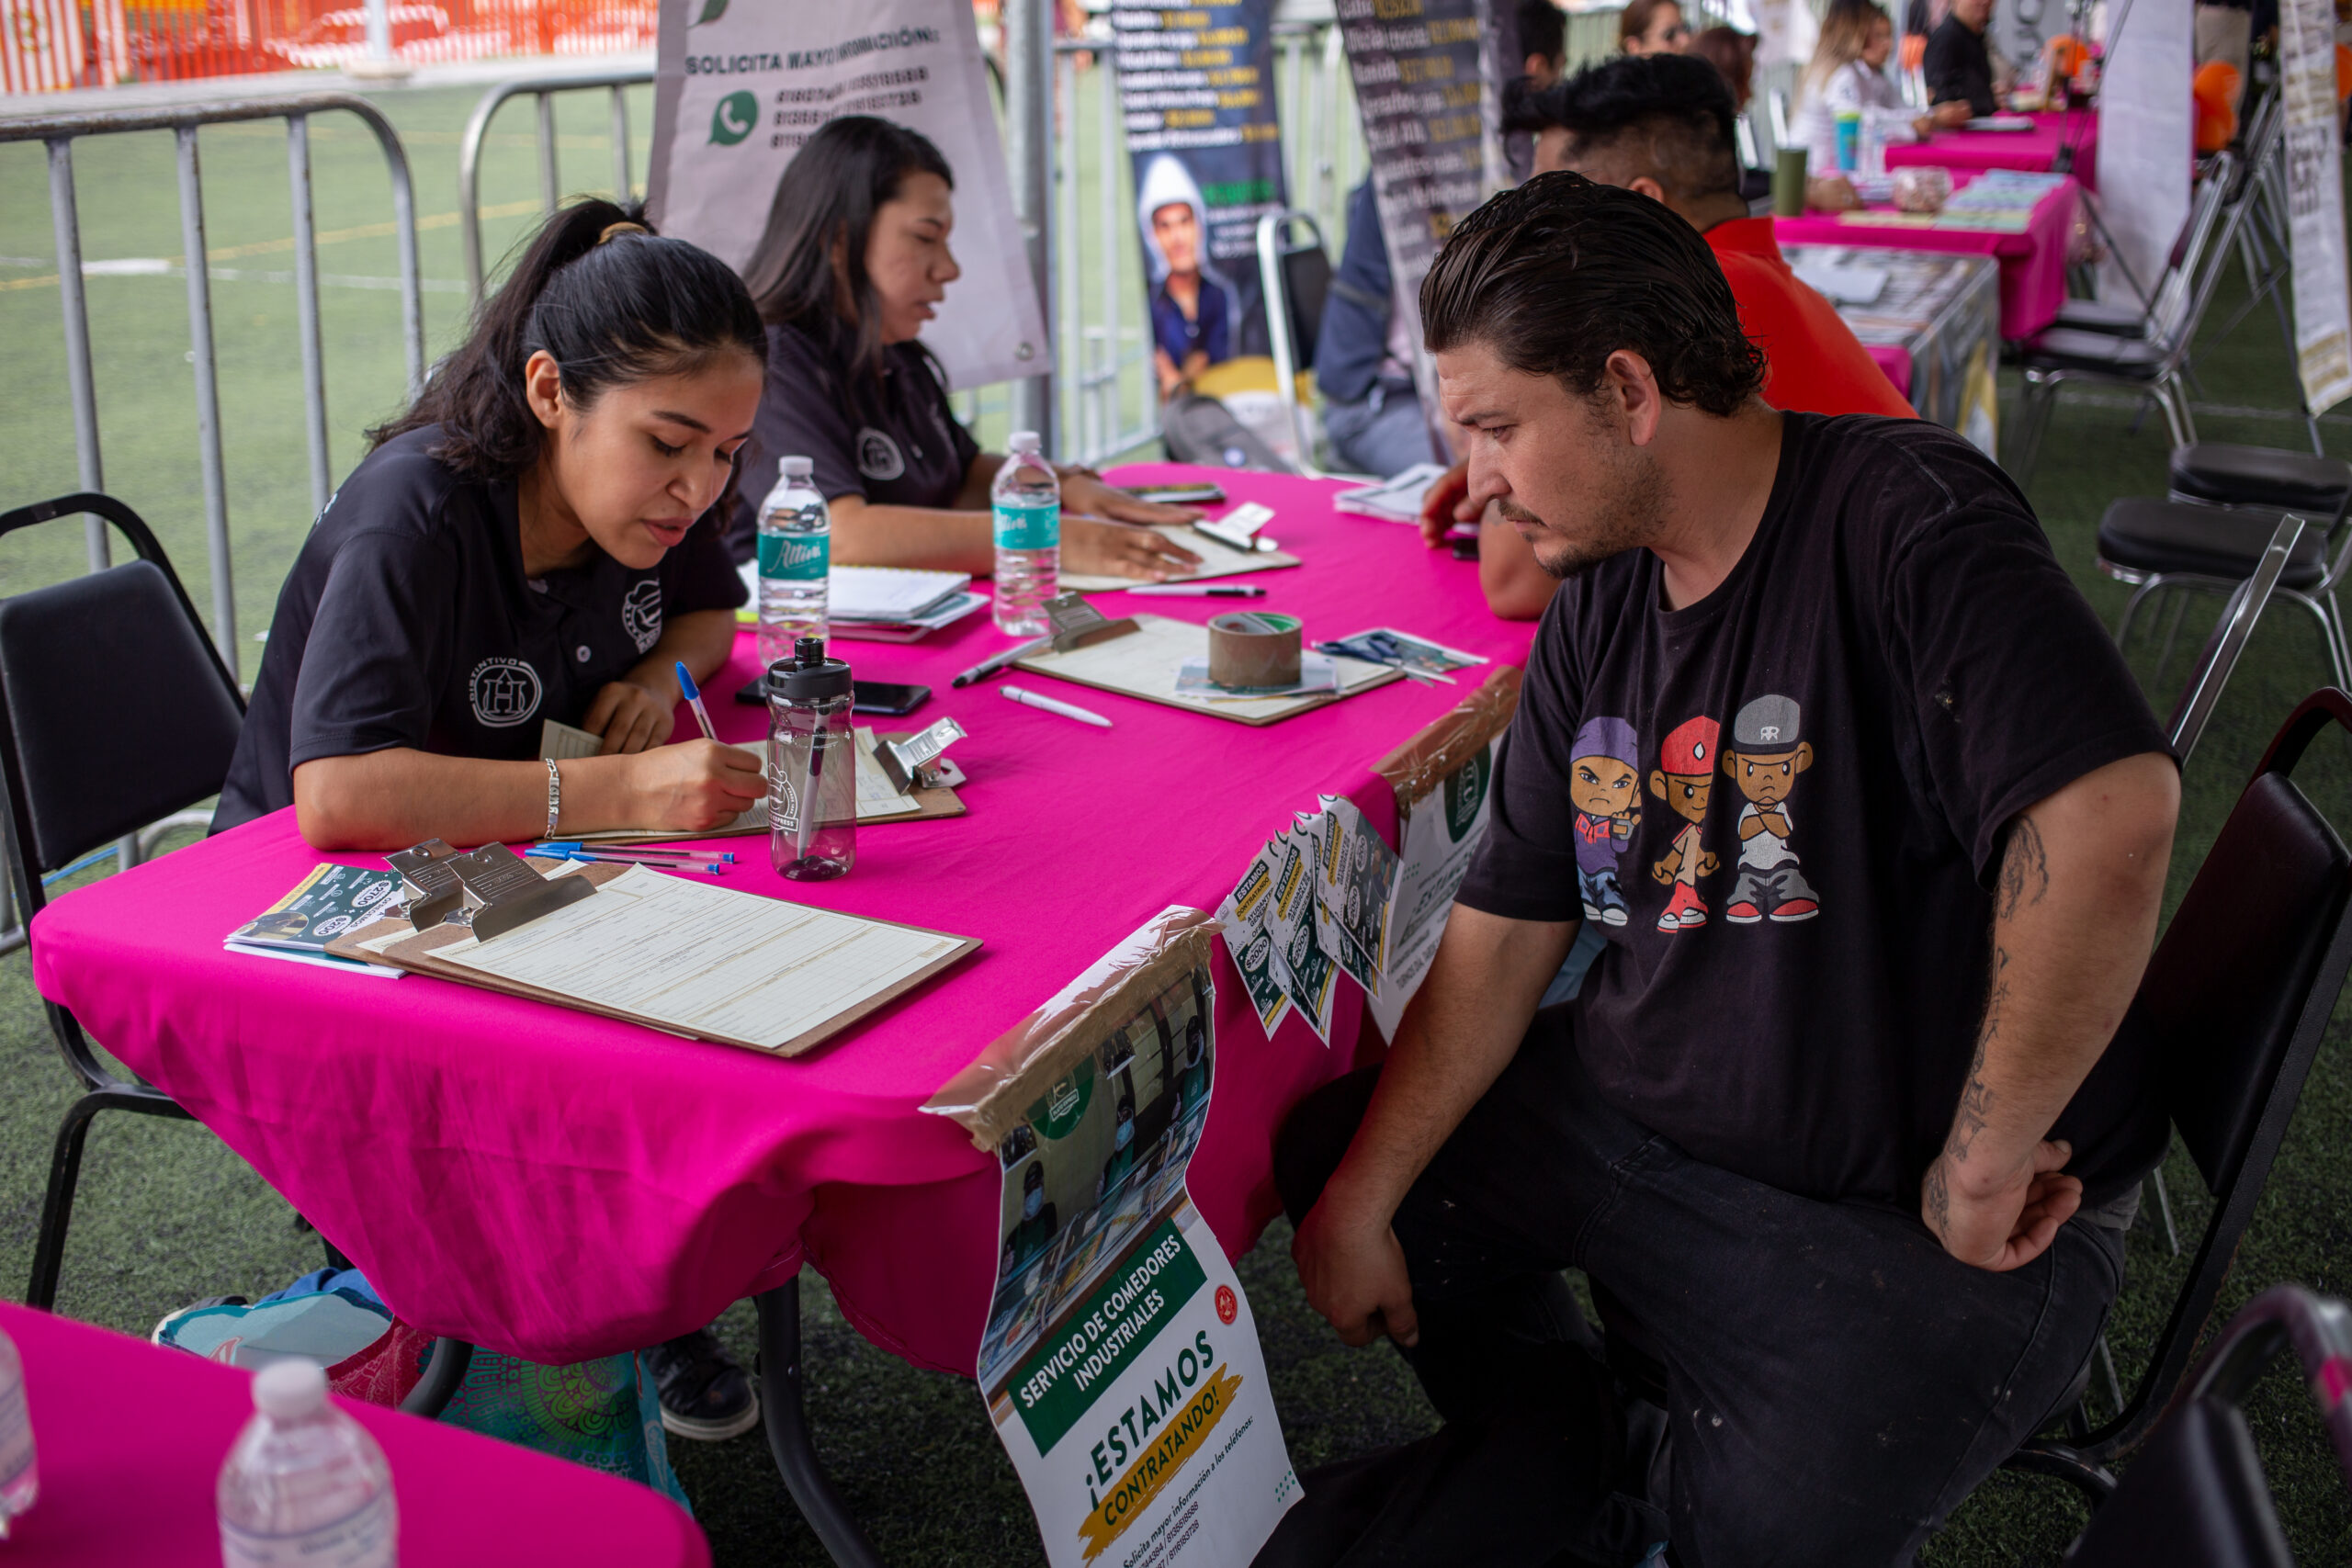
top-left (458, 71), bottom-right (653, 306)
top-left (0, 92), bottom-right (425, 658)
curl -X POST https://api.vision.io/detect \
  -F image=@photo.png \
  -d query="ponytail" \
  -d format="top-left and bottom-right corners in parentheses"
top-left (370, 197), bottom-right (766, 479)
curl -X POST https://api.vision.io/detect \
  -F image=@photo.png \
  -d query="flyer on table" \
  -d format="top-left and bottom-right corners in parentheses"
top-left (976, 942), bottom-right (1298, 1566)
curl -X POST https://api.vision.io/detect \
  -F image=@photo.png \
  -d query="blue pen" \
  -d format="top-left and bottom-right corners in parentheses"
top-left (535, 847), bottom-right (727, 874)
top-left (533, 841), bottom-right (735, 863)
top-left (675, 660), bottom-right (718, 741)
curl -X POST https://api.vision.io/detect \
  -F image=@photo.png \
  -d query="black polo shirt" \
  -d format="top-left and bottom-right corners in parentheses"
top-left (214, 425), bottom-right (745, 831)
top-left (1923, 15), bottom-right (1997, 118)
top-left (724, 321), bottom-right (982, 562)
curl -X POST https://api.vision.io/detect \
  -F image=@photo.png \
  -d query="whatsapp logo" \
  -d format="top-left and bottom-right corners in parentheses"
top-left (709, 90), bottom-right (757, 147)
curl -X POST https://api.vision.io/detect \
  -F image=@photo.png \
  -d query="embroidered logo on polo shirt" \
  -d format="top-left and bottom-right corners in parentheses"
top-left (468, 658), bottom-right (542, 728)
top-left (622, 578), bottom-right (663, 653)
top-left (855, 427), bottom-right (906, 481)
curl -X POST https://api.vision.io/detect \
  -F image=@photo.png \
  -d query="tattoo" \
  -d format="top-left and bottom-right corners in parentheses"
top-left (1997, 815), bottom-right (2049, 920)
top-left (1950, 946), bottom-right (2008, 1165)
top-left (1923, 1159), bottom-right (1950, 1238)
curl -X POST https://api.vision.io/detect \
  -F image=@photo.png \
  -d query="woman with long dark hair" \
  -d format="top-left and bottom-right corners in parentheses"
top-left (733, 116), bottom-right (1201, 580)
top-left (216, 197), bottom-right (769, 850)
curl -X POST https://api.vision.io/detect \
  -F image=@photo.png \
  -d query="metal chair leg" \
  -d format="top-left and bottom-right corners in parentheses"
top-left (2098, 1332), bottom-right (2126, 1417)
top-left (2151, 591), bottom-right (2194, 691)
top-left (26, 1085), bottom-right (190, 1311)
top-left (756, 1277), bottom-right (886, 1568)
top-left (2150, 1167), bottom-right (2181, 1256)
top-left (2113, 575), bottom-right (2167, 649)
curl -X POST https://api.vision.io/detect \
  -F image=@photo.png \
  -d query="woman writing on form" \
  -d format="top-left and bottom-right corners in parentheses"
top-left (214, 199), bottom-right (768, 848)
top-left (729, 115), bottom-right (1204, 581)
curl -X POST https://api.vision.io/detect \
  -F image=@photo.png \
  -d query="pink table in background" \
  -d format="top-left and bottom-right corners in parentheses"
top-left (1884, 108), bottom-right (2099, 190)
top-left (1776, 169), bottom-right (2081, 340)
top-left (29, 465), bottom-right (1534, 1380)
top-left (0, 1301), bottom-right (707, 1566)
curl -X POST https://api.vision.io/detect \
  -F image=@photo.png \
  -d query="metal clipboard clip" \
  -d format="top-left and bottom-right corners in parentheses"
top-left (389, 839), bottom-right (595, 942)
top-left (876, 716), bottom-right (968, 795)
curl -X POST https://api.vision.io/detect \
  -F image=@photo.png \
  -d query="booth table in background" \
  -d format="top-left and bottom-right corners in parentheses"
top-left (0, 1301), bottom-right (707, 1566)
top-left (1883, 108), bottom-right (2099, 190)
top-left (1788, 245), bottom-right (2002, 447)
top-left (28, 466), bottom-right (1534, 1381)
top-left (1775, 170), bottom-right (2083, 340)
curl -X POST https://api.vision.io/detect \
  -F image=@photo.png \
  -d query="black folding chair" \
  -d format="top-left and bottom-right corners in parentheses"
top-left (2006, 689), bottom-right (2352, 1502)
top-left (1256, 208), bottom-right (1335, 477)
top-left (0, 492), bottom-right (243, 1313)
top-left (2064, 1283), bottom-right (2352, 1567)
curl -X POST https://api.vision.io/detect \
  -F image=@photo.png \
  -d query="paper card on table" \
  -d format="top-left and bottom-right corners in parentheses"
top-left (224, 863), bottom-right (407, 977)
top-left (955, 917), bottom-right (1298, 1568)
top-left (538, 719), bottom-right (603, 762)
top-left (362, 863), bottom-right (977, 1055)
top-left (1015, 614), bottom-right (1396, 726)
top-left (1331, 461), bottom-right (1450, 523)
top-left (1056, 525), bottom-right (1300, 593)
top-left (1216, 844), bottom-right (1292, 1036)
top-left (1323, 627), bottom-right (1488, 679)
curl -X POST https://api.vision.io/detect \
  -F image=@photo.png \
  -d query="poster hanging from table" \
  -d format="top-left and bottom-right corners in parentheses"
top-left (928, 909), bottom-right (1299, 1568)
top-left (1113, 0), bottom-right (1289, 396)
top-left (2093, 0), bottom-right (2190, 320)
top-left (645, 0), bottom-right (1047, 389)
top-left (1338, 0), bottom-right (1516, 447)
top-left (2281, 0), bottom-right (2352, 414)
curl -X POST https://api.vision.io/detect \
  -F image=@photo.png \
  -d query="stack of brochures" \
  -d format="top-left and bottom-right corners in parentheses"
top-left (225, 863), bottom-right (406, 977)
top-left (731, 564), bottom-right (985, 641)
top-left (1332, 462), bottom-right (1450, 523)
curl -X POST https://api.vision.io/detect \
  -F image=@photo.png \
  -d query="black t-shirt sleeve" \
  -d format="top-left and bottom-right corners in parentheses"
top-left (1883, 470), bottom-right (2173, 882)
top-left (284, 525), bottom-right (458, 769)
top-left (663, 511), bottom-right (748, 616)
top-left (1454, 599), bottom-right (1594, 923)
top-left (729, 326), bottom-right (865, 559)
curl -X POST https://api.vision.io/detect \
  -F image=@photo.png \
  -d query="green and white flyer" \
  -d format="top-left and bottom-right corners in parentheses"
top-left (936, 910), bottom-right (1299, 1567)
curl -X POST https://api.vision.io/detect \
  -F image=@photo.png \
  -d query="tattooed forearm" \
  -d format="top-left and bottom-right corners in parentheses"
top-left (1997, 814), bottom-right (2049, 920)
top-left (1923, 1160), bottom-right (1950, 1239)
top-left (1950, 947), bottom-right (2009, 1164)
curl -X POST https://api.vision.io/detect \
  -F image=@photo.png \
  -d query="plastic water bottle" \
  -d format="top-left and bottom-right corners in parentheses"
top-left (991, 432), bottom-right (1060, 637)
top-left (758, 455), bottom-right (831, 665)
top-left (0, 1324), bottom-right (36, 1539)
top-left (218, 1359), bottom-right (397, 1568)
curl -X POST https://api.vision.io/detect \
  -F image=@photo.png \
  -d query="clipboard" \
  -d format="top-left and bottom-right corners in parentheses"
top-left (328, 856), bottom-right (978, 1057)
top-left (1055, 524), bottom-right (1301, 593)
top-left (575, 730), bottom-right (966, 845)
top-left (1012, 612), bottom-right (1399, 726)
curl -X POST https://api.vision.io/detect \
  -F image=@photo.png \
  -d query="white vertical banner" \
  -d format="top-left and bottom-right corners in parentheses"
top-left (645, 0), bottom-right (1050, 390)
top-left (2282, 0), bottom-right (2352, 413)
top-left (2094, 0), bottom-right (2192, 310)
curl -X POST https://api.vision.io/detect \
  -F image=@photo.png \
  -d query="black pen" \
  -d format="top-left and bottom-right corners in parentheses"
top-left (950, 637), bottom-right (1049, 688)
top-left (1126, 583), bottom-right (1267, 598)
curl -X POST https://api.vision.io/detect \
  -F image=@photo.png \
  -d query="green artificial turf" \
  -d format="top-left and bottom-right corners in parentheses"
top-left (3, 74), bottom-right (2352, 1566)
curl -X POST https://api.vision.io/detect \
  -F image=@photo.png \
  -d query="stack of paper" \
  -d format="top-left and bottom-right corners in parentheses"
top-left (731, 563), bottom-right (985, 641)
top-left (1332, 462), bottom-right (1450, 523)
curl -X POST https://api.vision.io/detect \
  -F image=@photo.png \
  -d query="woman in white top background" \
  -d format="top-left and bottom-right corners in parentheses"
top-left (1792, 0), bottom-right (1970, 208)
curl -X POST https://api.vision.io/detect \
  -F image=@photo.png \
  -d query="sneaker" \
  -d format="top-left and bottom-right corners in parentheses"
top-left (1724, 900), bottom-right (1762, 924)
top-left (1599, 906), bottom-right (1629, 927)
top-left (1770, 898), bottom-right (1819, 923)
top-left (646, 1328), bottom-right (761, 1441)
top-left (152, 1295), bottom-right (248, 1346)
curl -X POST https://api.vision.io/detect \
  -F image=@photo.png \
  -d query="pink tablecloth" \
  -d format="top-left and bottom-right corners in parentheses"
top-left (0, 1302), bottom-right (707, 1565)
top-left (30, 465), bottom-right (1534, 1376)
top-left (1865, 343), bottom-right (1914, 401)
top-left (1884, 109), bottom-right (2098, 191)
top-left (1775, 170), bottom-right (2080, 340)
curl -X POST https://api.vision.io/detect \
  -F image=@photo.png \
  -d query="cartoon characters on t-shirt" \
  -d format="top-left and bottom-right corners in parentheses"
top-left (1568, 716), bottom-right (1641, 927)
top-left (1722, 694), bottom-right (1821, 924)
top-left (1648, 716), bottom-right (1721, 932)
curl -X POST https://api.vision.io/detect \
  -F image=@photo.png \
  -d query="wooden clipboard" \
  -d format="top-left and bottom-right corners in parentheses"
top-left (1012, 613), bottom-right (1400, 726)
top-left (578, 732), bottom-right (965, 844)
top-left (325, 860), bottom-right (979, 1057)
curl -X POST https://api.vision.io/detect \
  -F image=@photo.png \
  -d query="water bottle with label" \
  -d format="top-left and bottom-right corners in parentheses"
top-left (0, 1323), bottom-right (36, 1539)
top-left (758, 456), bottom-right (830, 666)
top-left (218, 1359), bottom-right (397, 1568)
top-left (991, 431), bottom-right (1060, 637)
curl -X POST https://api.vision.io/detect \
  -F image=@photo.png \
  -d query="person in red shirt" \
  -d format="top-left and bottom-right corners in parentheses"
top-left (1420, 53), bottom-right (1915, 618)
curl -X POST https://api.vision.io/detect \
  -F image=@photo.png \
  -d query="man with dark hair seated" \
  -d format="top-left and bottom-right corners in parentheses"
top-left (1261, 172), bottom-right (2179, 1565)
top-left (1421, 53), bottom-right (1913, 620)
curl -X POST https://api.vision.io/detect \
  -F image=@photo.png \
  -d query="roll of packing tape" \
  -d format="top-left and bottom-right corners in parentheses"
top-left (1207, 611), bottom-right (1303, 688)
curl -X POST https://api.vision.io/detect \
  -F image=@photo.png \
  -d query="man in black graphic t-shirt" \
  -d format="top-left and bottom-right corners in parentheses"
top-left (1261, 174), bottom-right (2179, 1566)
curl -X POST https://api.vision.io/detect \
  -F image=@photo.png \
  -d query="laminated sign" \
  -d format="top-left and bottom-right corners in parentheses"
top-left (1113, 0), bottom-right (1288, 385)
top-left (646, 0), bottom-right (1047, 389)
top-left (2282, 0), bottom-right (2352, 413)
top-left (926, 909), bottom-right (1299, 1567)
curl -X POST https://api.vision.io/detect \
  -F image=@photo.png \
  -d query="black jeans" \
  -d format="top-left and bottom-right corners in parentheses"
top-left (1262, 1011), bottom-right (2124, 1568)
